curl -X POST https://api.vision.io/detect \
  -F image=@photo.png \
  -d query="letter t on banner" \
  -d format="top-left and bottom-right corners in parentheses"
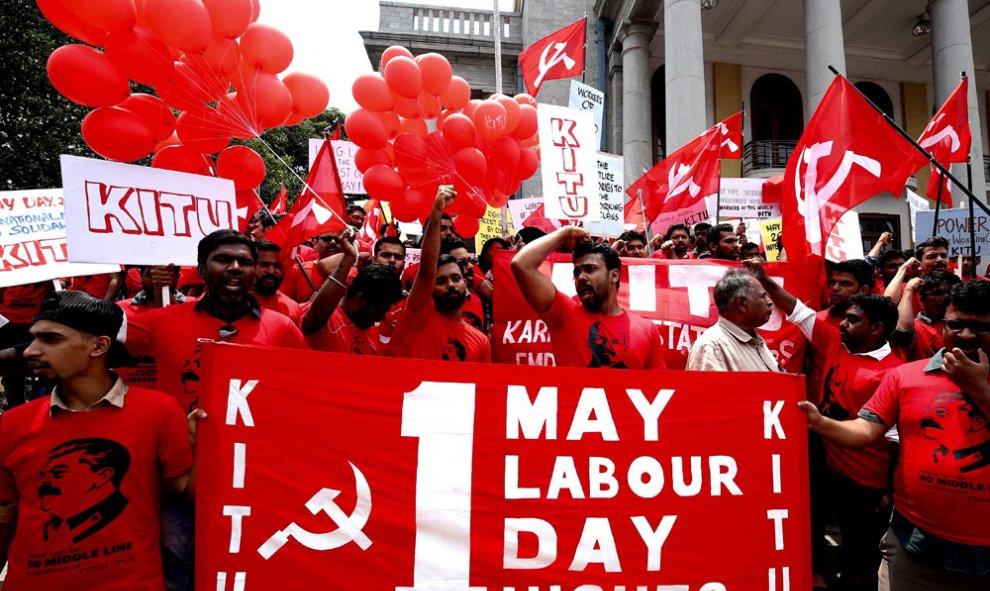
top-left (537, 104), bottom-right (601, 223)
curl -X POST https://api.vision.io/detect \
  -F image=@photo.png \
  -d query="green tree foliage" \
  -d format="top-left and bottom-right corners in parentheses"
top-left (1, 0), bottom-right (89, 190)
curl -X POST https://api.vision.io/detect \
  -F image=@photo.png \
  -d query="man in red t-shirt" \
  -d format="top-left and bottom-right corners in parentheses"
top-left (373, 236), bottom-right (407, 275)
top-left (894, 272), bottom-right (961, 361)
top-left (612, 230), bottom-right (648, 258)
top-left (253, 239), bottom-right (304, 325)
top-left (440, 238), bottom-right (491, 333)
top-left (282, 230), bottom-right (343, 303)
top-left (67, 271), bottom-right (124, 301)
top-left (0, 291), bottom-right (194, 591)
top-left (387, 188), bottom-right (490, 362)
top-left (650, 223), bottom-right (696, 260)
top-left (705, 223), bottom-right (740, 261)
top-left (302, 232), bottom-right (404, 354)
top-left (117, 266), bottom-right (187, 389)
top-left (801, 280), bottom-right (990, 590)
top-left (512, 226), bottom-right (665, 369)
top-left (0, 282), bottom-right (56, 408)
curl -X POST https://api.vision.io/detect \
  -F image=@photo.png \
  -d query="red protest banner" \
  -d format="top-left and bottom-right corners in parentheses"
top-left (197, 341), bottom-right (811, 590)
top-left (492, 251), bottom-right (816, 371)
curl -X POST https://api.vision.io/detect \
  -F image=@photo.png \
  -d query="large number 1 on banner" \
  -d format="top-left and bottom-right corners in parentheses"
top-left (397, 382), bottom-right (487, 591)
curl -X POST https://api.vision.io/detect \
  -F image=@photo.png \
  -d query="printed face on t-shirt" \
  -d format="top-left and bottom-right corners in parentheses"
top-left (433, 262), bottom-right (467, 312)
top-left (254, 250), bottom-right (284, 296)
top-left (920, 391), bottom-right (989, 473)
top-left (38, 439), bottom-right (129, 526)
top-left (202, 243), bottom-right (256, 306)
top-left (572, 253), bottom-right (617, 313)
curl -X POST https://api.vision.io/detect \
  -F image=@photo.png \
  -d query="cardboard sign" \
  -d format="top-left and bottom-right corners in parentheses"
top-left (197, 341), bottom-right (811, 590)
top-left (403, 247), bottom-right (421, 269)
top-left (508, 197), bottom-right (545, 228)
top-left (914, 209), bottom-right (989, 256)
top-left (0, 189), bottom-right (120, 288)
top-left (475, 207), bottom-right (515, 251)
top-left (60, 155), bottom-right (236, 266)
top-left (568, 80), bottom-right (605, 148)
top-left (760, 218), bottom-right (783, 262)
top-left (649, 199), bottom-right (710, 238)
top-left (584, 153), bottom-right (624, 238)
top-left (825, 210), bottom-right (864, 263)
top-left (309, 140), bottom-right (365, 194)
top-left (538, 104), bottom-right (600, 222)
top-left (708, 178), bottom-right (781, 221)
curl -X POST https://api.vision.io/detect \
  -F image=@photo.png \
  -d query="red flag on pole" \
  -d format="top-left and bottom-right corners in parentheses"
top-left (266, 138), bottom-right (347, 249)
top-left (782, 75), bottom-right (927, 261)
top-left (518, 18), bottom-right (586, 97)
top-left (270, 185), bottom-right (288, 215)
top-left (358, 198), bottom-right (381, 248)
top-left (919, 77), bottom-right (970, 207)
top-left (717, 111), bottom-right (743, 159)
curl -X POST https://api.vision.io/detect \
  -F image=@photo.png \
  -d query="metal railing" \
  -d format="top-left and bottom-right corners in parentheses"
top-left (378, 2), bottom-right (521, 41)
top-left (742, 140), bottom-right (797, 175)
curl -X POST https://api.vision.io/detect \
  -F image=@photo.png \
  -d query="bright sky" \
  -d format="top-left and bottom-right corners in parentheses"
top-left (258, 0), bottom-right (514, 114)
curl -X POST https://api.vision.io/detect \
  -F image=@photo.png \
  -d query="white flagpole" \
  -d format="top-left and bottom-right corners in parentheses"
top-left (493, 1), bottom-right (503, 95)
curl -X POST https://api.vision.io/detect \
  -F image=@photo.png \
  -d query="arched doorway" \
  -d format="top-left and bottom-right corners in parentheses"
top-left (747, 73), bottom-right (803, 172)
top-left (651, 66), bottom-right (666, 162)
top-left (855, 81), bottom-right (894, 119)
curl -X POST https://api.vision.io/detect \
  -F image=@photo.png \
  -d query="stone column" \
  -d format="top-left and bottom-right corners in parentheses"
top-left (930, 0), bottom-right (987, 199)
top-left (619, 22), bottom-right (655, 190)
top-left (803, 0), bottom-right (846, 115)
top-left (664, 0), bottom-right (706, 152)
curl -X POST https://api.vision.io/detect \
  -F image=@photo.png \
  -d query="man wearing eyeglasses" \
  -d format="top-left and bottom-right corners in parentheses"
top-left (282, 230), bottom-right (344, 303)
top-left (894, 271), bottom-right (962, 362)
top-left (801, 280), bottom-right (990, 591)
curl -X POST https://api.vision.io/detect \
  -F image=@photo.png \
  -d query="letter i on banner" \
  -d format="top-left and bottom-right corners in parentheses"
top-left (537, 104), bottom-right (601, 223)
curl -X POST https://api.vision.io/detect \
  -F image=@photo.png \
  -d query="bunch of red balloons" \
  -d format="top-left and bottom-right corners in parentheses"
top-left (345, 46), bottom-right (540, 237)
top-left (40, 0), bottom-right (330, 193)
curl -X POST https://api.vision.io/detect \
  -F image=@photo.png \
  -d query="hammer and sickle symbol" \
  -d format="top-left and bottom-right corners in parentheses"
top-left (257, 462), bottom-right (373, 559)
top-left (535, 42), bottom-right (576, 89)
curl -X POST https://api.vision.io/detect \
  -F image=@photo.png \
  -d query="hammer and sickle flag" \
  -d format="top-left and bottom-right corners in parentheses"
top-left (519, 18), bottom-right (586, 97)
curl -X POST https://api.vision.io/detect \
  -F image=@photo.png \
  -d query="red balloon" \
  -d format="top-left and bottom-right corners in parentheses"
top-left (380, 45), bottom-right (413, 71)
top-left (392, 133), bottom-right (429, 169)
top-left (47, 45), bottom-right (130, 108)
top-left (354, 148), bottom-right (391, 173)
top-left (70, 0), bottom-right (136, 31)
top-left (283, 73), bottom-right (329, 119)
top-left (453, 214), bottom-right (480, 238)
top-left (248, 0), bottom-right (260, 21)
top-left (345, 109), bottom-right (387, 149)
top-left (454, 147), bottom-right (487, 186)
top-left (513, 104), bottom-right (538, 139)
top-left (154, 131), bottom-right (182, 152)
top-left (416, 53), bottom-right (452, 96)
top-left (200, 37), bottom-right (241, 77)
top-left (240, 24), bottom-right (294, 74)
top-left (203, 0), bottom-right (252, 38)
top-left (363, 165), bottom-right (404, 201)
top-left (215, 93), bottom-right (255, 139)
top-left (81, 107), bottom-right (157, 162)
top-left (393, 95), bottom-right (421, 119)
top-left (217, 146), bottom-right (266, 189)
top-left (418, 92), bottom-right (441, 119)
top-left (36, 0), bottom-right (108, 46)
top-left (104, 25), bottom-right (175, 86)
top-left (383, 56), bottom-right (422, 99)
top-left (375, 111), bottom-right (400, 140)
top-left (492, 136), bottom-right (521, 170)
top-left (152, 144), bottom-right (214, 175)
top-left (459, 188), bottom-right (489, 219)
top-left (245, 73), bottom-right (293, 129)
top-left (462, 99), bottom-right (480, 120)
top-left (495, 95), bottom-right (521, 135)
top-left (473, 100), bottom-right (509, 141)
top-left (390, 188), bottom-right (430, 223)
top-left (518, 147), bottom-right (539, 179)
top-left (514, 93), bottom-right (537, 108)
top-left (441, 113), bottom-right (476, 151)
top-left (352, 74), bottom-right (393, 112)
top-left (143, 0), bottom-right (212, 53)
top-left (399, 117), bottom-right (428, 138)
top-left (440, 76), bottom-right (470, 111)
top-left (119, 93), bottom-right (175, 141)
top-left (175, 110), bottom-right (231, 154)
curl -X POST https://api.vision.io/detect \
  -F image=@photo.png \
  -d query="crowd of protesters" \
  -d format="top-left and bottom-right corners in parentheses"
top-left (0, 187), bottom-right (987, 591)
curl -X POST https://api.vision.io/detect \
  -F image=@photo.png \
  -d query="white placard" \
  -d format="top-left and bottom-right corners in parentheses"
top-left (537, 104), bottom-right (600, 222)
top-left (507, 197), bottom-right (544, 228)
top-left (825, 210), bottom-right (865, 262)
top-left (0, 189), bottom-right (121, 288)
top-left (914, 208), bottom-right (990, 256)
top-left (309, 139), bottom-right (365, 194)
top-left (708, 178), bottom-right (781, 221)
top-left (568, 80), bottom-right (604, 148)
top-left (60, 155), bottom-right (236, 266)
top-left (584, 153), bottom-right (624, 238)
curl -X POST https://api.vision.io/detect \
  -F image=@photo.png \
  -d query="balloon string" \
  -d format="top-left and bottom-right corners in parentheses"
top-left (252, 135), bottom-right (350, 227)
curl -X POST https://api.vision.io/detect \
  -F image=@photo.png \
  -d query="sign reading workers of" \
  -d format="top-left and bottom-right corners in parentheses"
top-left (568, 80), bottom-right (605, 148)
top-left (0, 189), bottom-right (121, 288)
top-left (538, 104), bottom-right (600, 223)
top-left (197, 341), bottom-right (811, 591)
top-left (60, 155), bottom-right (236, 266)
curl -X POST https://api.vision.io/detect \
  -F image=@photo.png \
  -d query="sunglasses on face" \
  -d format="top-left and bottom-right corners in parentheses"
top-left (944, 319), bottom-right (990, 335)
top-left (317, 235), bottom-right (339, 243)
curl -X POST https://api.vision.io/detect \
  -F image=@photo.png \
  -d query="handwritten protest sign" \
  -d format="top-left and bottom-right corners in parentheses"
top-left (708, 178), bottom-right (781, 221)
top-left (584, 153), bottom-right (624, 238)
top-left (649, 199), bottom-right (710, 237)
top-left (761, 218), bottom-right (783, 262)
top-left (60, 155), bottom-right (236, 266)
top-left (508, 197), bottom-right (544, 228)
top-left (309, 140), bottom-right (364, 194)
top-left (475, 207), bottom-right (515, 251)
top-left (0, 189), bottom-right (120, 288)
top-left (568, 80), bottom-right (605, 148)
top-left (538, 104), bottom-right (600, 222)
top-left (914, 209), bottom-right (989, 256)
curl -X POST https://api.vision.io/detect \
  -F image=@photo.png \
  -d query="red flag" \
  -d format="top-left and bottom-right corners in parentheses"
top-left (235, 189), bottom-right (261, 233)
top-left (270, 185), bottom-right (288, 215)
top-left (717, 111), bottom-right (743, 159)
top-left (626, 127), bottom-right (721, 224)
top-left (266, 138), bottom-right (347, 249)
top-left (330, 125), bottom-right (342, 141)
top-left (919, 78), bottom-right (970, 207)
top-left (518, 18), bottom-right (585, 97)
top-left (623, 195), bottom-right (645, 231)
top-left (358, 198), bottom-right (381, 248)
top-left (782, 75), bottom-right (927, 261)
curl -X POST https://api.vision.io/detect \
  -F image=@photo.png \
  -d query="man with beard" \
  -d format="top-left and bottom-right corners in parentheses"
top-left (801, 280), bottom-right (990, 590)
top-left (373, 236), bottom-right (407, 275)
top-left (753, 259), bottom-right (904, 591)
top-left (687, 267), bottom-right (777, 371)
top-left (282, 229), bottom-right (343, 303)
top-left (122, 229), bottom-right (305, 591)
top-left (386, 187), bottom-right (490, 362)
top-left (440, 238), bottom-right (490, 332)
top-left (706, 223), bottom-right (741, 261)
top-left (511, 226), bottom-right (665, 369)
top-left (651, 223), bottom-right (694, 260)
top-left (692, 222), bottom-right (712, 257)
top-left (302, 232), bottom-right (404, 355)
top-left (252, 239), bottom-right (304, 324)
top-left (0, 291), bottom-right (194, 590)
